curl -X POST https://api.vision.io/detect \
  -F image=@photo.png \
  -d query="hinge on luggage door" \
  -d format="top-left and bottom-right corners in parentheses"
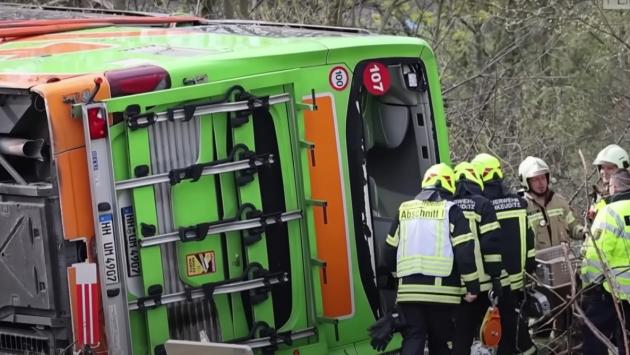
top-left (311, 258), bottom-right (327, 284)
top-left (234, 148), bottom-right (266, 187)
top-left (178, 222), bottom-right (213, 242)
top-left (134, 165), bottom-right (150, 178)
top-left (318, 316), bottom-right (340, 342)
top-left (296, 89), bottom-right (319, 111)
top-left (247, 263), bottom-right (275, 305)
top-left (307, 199), bottom-right (328, 224)
top-left (136, 284), bottom-right (163, 311)
top-left (125, 104), bottom-right (157, 130)
top-left (141, 223), bottom-right (157, 238)
top-left (300, 140), bottom-right (316, 167)
top-left (242, 207), bottom-right (300, 246)
top-left (230, 91), bottom-right (270, 128)
top-left (242, 206), bottom-right (264, 246)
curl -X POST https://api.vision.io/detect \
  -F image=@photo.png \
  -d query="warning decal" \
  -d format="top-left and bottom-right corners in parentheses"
top-left (186, 251), bottom-right (216, 276)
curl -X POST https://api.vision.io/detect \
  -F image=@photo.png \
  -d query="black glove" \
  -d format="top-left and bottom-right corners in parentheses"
top-left (369, 309), bottom-right (408, 352)
top-left (491, 278), bottom-right (503, 300)
top-left (391, 311), bottom-right (406, 331)
top-left (368, 314), bottom-right (393, 351)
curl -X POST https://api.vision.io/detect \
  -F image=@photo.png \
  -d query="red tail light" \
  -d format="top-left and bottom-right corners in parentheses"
top-left (105, 65), bottom-right (171, 97)
top-left (87, 107), bottom-right (107, 139)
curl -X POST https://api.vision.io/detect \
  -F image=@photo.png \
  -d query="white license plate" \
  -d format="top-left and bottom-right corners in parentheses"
top-left (121, 206), bottom-right (141, 278)
top-left (99, 213), bottom-right (119, 285)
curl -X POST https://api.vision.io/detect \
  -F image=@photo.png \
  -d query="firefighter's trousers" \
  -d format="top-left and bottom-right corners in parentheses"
top-left (582, 285), bottom-right (630, 355)
top-left (398, 302), bottom-right (455, 355)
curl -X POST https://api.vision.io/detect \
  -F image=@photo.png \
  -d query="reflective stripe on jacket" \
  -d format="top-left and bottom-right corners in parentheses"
top-left (454, 194), bottom-right (509, 292)
top-left (483, 181), bottom-right (536, 291)
top-left (385, 190), bottom-right (480, 304)
top-left (395, 199), bottom-right (456, 277)
top-left (582, 191), bottom-right (630, 300)
top-left (524, 191), bottom-right (582, 249)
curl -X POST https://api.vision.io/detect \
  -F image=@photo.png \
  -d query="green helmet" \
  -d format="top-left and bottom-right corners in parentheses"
top-left (422, 163), bottom-right (456, 194)
top-left (453, 161), bottom-right (484, 190)
top-left (471, 153), bottom-right (504, 182)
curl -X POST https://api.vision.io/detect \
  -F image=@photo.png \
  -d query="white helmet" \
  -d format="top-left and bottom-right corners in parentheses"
top-left (518, 156), bottom-right (550, 191)
top-left (593, 144), bottom-right (629, 169)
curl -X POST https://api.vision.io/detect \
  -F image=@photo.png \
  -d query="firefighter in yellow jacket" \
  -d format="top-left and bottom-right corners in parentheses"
top-left (587, 144), bottom-right (630, 221)
top-left (383, 163), bottom-right (480, 355)
top-left (518, 156), bottom-right (584, 344)
top-left (518, 156), bottom-right (584, 249)
top-left (581, 168), bottom-right (630, 355)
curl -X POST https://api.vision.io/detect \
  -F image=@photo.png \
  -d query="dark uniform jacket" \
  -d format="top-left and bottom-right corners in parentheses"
top-left (454, 181), bottom-right (509, 291)
top-left (483, 181), bottom-right (536, 290)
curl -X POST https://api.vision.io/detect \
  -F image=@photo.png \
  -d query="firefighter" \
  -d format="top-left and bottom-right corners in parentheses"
top-left (382, 163), bottom-right (480, 355)
top-left (518, 156), bottom-right (585, 346)
top-left (587, 144), bottom-right (630, 221)
top-left (518, 156), bottom-right (584, 249)
top-left (451, 162), bottom-right (515, 355)
top-left (581, 168), bottom-right (630, 355)
top-left (471, 153), bottom-right (537, 355)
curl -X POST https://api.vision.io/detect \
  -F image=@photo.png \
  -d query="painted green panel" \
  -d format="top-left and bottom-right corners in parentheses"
top-left (231, 88), bottom-right (275, 329)
top-left (45, 29), bottom-right (449, 354)
top-left (212, 112), bottom-right (249, 339)
top-left (127, 123), bottom-right (170, 352)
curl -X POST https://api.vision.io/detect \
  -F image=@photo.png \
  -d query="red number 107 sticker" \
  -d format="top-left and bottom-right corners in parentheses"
top-left (363, 62), bottom-right (391, 96)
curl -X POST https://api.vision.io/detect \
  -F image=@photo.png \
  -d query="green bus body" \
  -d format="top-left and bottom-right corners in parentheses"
top-left (0, 20), bottom-right (450, 354)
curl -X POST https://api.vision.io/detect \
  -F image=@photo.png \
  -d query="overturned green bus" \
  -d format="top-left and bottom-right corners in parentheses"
top-left (0, 12), bottom-right (450, 354)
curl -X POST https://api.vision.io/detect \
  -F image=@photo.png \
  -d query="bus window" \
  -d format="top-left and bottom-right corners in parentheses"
top-left (347, 60), bottom-right (440, 315)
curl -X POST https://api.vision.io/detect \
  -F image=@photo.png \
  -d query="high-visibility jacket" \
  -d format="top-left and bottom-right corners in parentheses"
top-left (524, 191), bottom-right (583, 249)
top-left (454, 182), bottom-right (510, 291)
top-left (483, 181), bottom-right (536, 291)
top-left (581, 190), bottom-right (630, 300)
top-left (385, 189), bottom-right (480, 304)
top-left (591, 197), bottom-right (608, 218)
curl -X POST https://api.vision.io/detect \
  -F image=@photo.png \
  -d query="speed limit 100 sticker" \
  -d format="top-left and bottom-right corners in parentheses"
top-left (363, 61), bottom-right (391, 96)
top-left (329, 66), bottom-right (349, 91)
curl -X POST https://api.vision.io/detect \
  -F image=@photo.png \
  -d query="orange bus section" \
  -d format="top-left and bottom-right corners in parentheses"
top-left (33, 74), bottom-right (112, 154)
top-left (34, 75), bottom-right (112, 243)
top-left (304, 94), bottom-right (354, 318)
top-left (56, 147), bottom-right (95, 241)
